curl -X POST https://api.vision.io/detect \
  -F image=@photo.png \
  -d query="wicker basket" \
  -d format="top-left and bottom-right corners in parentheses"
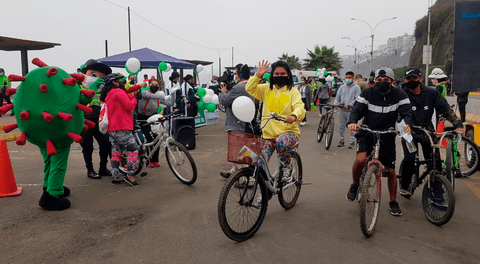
top-left (227, 132), bottom-right (264, 165)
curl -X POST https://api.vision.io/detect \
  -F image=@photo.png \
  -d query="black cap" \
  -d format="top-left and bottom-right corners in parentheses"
top-left (82, 59), bottom-right (112, 75)
top-left (405, 68), bottom-right (421, 78)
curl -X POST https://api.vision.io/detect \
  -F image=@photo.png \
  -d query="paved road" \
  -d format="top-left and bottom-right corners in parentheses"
top-left (1, 111), bottom-right (480, 264)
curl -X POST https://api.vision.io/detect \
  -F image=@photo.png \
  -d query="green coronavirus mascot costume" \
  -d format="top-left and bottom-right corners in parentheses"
top-left (0, 58), bottom-right (96, 210)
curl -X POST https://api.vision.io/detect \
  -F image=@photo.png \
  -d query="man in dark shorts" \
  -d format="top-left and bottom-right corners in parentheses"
top-left (346, 67), bottom-right (413, 216)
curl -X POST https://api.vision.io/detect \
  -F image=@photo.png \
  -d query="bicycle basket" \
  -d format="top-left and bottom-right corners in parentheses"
top-left (227, 132), bottom-right (264, 165)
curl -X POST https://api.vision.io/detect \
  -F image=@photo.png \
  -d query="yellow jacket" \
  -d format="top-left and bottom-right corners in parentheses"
top-left (246, 75), bottom-right (306, 139)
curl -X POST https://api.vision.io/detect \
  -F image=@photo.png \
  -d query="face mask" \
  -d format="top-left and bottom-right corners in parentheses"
top-left (377, 82), bottom-right (391, 94)
top-left (345, 79), bottom-right (353, 85)
top-left (117, 81), bottom-right (125, 90)
top-left (273, 76), bottom-right (289, 87)
top-left (84, 75), bottom-right (98, 88)
top-left (0, 72), bottom-right (4, 76)
top-left (405, 80), bottom-right (420, 90)
top-left (150, 85), bottom-right (159, 93)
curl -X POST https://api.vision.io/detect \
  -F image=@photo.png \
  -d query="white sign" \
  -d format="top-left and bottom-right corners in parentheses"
top-left (423, 45), bottom-right (432, 65)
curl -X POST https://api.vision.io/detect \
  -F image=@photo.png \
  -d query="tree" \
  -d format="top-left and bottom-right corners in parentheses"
top-left (278, 53), bottom-right (302, 70)
top-left (303, 45), bottom-right (342, 72)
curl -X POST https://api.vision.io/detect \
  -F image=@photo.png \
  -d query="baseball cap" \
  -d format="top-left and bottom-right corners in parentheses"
top-left (82, 59), bottom-right (112, 75)
top-left (404, 68), bottom-right (421, 78)
top-left (375, 67), bottom-right (394, 80)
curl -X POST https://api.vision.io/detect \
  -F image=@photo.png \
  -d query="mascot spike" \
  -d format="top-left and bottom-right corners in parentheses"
top-left (6, 88), bottom-right (17, 96)
top-left (0, 104), bottom-right (14, 115)
top-left (32, 58), bottom-right (48, 68)
top-left (8, 74), bottom-right (25, 82)
top-left (2, 123), bottom-right (18, 133)
top-left (82, 124), bottom-right (89, 133)
top-left (46, 140), bottom-right (57, 156)
top-left (62, 78), bottom-right (77, 86)
top-left (69, 73), bottom-right (85, 82)
top-left (58, 112), bottom-right (73, 122)
top-left (39, 84), bottom-right (49, 93)
top-left (84, 119), bottom-right (95, 129)
top-left (67, 132), bottom-right (82, 143)
top-left (80, 90), bottom-right (95, 98)
top-left (19, 110), bottom-right (30, 120)
top-left (42, 112), bottom-right (54, 122)
top-left (46, 68), bottom-right (58, 77)
top-left (76, 104), bottom-right (93, 115)
top-left (16, 132), bottom-right (27, 146)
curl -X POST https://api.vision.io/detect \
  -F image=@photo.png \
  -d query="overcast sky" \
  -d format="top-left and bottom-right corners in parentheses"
top-left (1, 0), bottom-right (434, 83)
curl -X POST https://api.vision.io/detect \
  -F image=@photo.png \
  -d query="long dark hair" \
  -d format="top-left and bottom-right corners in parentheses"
top-left (100, 83), bottom-right (113, 102)
top-left (269, 60), bottom-right (293, 90)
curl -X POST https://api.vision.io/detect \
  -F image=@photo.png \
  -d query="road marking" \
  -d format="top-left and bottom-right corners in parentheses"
top-left (463, 176), bottom-right (480, 200)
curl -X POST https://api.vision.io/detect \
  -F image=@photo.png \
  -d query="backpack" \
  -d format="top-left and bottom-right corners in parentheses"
top-left (99, 103), bottom-right (109, 134)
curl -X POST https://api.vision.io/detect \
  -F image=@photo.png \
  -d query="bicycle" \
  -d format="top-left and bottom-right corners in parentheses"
top-left (316, 104), bottom-right (340, 150)
top-left (355, 125), bottom-right (396, 237)
top-left (404, 126), bottom-right (456, 226)
top-left (217, 112), bottom-right (303, 242)
top-left (119, 111), bottom-right (197, 185)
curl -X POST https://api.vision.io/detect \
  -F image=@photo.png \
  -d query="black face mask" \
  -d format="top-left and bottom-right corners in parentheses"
top-left (273, 76), bottom-right (289, 87)
top-left (405, 81), bottom-right (420, 90)
top-left (172, 80), bottom-right (177, 84)
top-left (377, 82), bottom-right (391, 94)
top-left (150, 85), bottom-right (159, 93)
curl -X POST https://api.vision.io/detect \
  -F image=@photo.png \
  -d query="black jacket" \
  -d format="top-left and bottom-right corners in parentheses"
top-left (348, 85), bottom-right (413, 130)
top-left (402, 83), bottom-right (462, 131)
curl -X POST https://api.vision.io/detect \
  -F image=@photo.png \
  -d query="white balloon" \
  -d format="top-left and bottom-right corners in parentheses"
top-left (126, 57), bottom-right (141, 73)
top-left (321, 68), bottom-right (326, 72)
top-left (212, 94), bottom-right (219, 105)
top-left (165, 63), bottom-right (172, 72)
top-left (203, 94), bottom-right (212, 103)
top-left (206, 88), bottom-right (215, 97)
top-left (196, 64), bottom-right (204, 73)
top-left (232, 96), bottom-right (255, 123)
top-left (326, 76), bottom-right (334, 82)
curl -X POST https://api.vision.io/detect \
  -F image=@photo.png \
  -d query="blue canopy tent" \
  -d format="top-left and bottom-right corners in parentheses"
top-left (97, 47), bottom-right (196, 83)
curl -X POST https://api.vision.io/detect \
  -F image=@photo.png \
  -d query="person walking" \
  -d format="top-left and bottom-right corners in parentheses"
top-left (176, 74), bottom-right (199, 117)
top-left (334, 71), bottom-right (361, 148)
top-left (0, 68), bottom-right (14, 117)
top-left (297, 77), bottom-right (312, 126)
top-left (456, 91), bottom-right (469, 123)
top-left (314, 78), bottom-right (330, 116)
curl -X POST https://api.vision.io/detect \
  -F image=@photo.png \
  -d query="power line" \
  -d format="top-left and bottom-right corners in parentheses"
top-left (234, 48), bottom-right (258, 64)
top-left (104, 0), bottom-right (229, 51)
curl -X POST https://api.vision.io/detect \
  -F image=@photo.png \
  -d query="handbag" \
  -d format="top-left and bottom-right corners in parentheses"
top-left (98, 103), bottom-right (109, 134)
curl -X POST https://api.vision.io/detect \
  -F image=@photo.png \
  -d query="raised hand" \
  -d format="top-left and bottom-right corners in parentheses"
top-left (256, 60), bottom-right (271, 78)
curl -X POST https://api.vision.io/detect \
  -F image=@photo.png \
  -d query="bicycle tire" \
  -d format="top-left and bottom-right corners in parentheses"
top-left (165, 140), bottom-right (197, 185)
top-left (359, 164), bottom-right (381, 237)
top-left (317, 116), bottom-right (326, 143)
top-left (458, 135), bottom-right (480, 176)
top-left (422, 172), bottom-right (455, 226)
top-left (218, 104), bottom-right (226, 113)
top-left (278, 151), bottom-right (303, 210)
top-left (218, 167), bottom-right (268, 242)
top-left (325, 118), bottom-right (334, 150)
top-left (445, 139), bottom-right (455, 190)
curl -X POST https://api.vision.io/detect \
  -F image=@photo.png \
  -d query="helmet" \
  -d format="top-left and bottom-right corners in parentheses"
top-left (375, 67), bottom-right (394, 80)
top-left (428, 68), bottom-right (447, 79)
top-left (103, 73), bottom-right (123, 85)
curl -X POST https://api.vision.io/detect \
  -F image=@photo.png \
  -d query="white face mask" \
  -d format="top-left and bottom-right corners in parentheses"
top-left (84, 75), bottom-right (98, 88)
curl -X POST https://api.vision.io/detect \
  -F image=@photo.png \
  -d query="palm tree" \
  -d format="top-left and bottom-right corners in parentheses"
top-left (278, 53), bottom-right (302, 70)
top-left (303, 45), bottom-right (342, 72)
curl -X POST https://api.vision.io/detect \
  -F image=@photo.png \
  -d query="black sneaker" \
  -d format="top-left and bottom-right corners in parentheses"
top-left (111, 179), bottom-right (125, 186)
top-left (348, 142), bottom-right (356, 149)
top-left (399, 187), bottom-right (411, 199)
top-left (337, 141), bottom-right (345, 147)
top-left (124, 177), bottom-right (140, 187)
top-left (87, 170), bottom-right (101, 179)
top-left (389, 201), bottom-right (403, 216)
top-left (346, 184), bottom-right (359, 201)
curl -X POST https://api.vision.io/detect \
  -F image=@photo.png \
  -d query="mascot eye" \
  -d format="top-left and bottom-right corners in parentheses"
top-left (91, 72), bottom-right (97, 77)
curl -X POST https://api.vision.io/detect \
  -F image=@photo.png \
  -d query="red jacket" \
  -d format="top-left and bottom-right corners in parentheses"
top-left (105, 88), bottom-right (137, 132)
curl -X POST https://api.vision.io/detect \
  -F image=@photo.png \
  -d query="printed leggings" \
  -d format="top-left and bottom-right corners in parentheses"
top-left (108, 131), bottom-right (139, 179)
top-left (258, 131), bottom-right (298, 167)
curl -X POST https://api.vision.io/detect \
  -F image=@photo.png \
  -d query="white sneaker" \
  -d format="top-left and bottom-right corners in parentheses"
top-left (282, 167), bottom-right (292, 182)
top-left (300, 121), bottom-right (306, 126)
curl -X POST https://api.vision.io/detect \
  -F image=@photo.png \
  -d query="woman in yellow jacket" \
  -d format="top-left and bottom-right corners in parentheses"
top-left (246, 60), bottom-right (306, 168)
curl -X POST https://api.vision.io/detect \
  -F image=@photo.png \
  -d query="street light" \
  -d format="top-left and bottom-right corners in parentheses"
top-left (351, 17), bottom-right (397, 73)
top-left (342, 36), bottom-right (371, 70)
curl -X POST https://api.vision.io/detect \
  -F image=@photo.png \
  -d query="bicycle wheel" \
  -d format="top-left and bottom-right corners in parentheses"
top-left (422, 172), bottom-right (455, 226)
top-left (119, 151), bottom-right (143, 176)
top-left (457, 136), bottom-right (480, 177)
top-left (165, 140), bottom-right (197, 185)
top-left (317, 116), bottom-right (326, 143)
top-left (278, 151), bottom-right (303, 210)
top-left (218, 167), bottom-right (268, 242)
top-left (218, 104), bottom-right (226, 113)
top-left (445, 139), bottom-right (455, 190)
top-left (359, 164), bottom-right (381, 237)
top-left (325, 117), bottom-right (334, 150)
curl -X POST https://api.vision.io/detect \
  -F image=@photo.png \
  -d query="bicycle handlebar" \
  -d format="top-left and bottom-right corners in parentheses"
top-left (358, 125), bottom-right (396, 135)
top-left (260, 112), bottom-right (286, 130)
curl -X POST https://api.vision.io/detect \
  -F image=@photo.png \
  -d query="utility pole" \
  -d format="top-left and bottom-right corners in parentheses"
top-left (425, 0), bottom-right (432, 86)
top-left (128, 7), bottom-right (132, 52)
top-left (232, 47), bottom-right (234, 67)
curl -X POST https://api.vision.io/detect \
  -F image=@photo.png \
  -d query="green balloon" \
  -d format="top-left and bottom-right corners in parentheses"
top-left (159, 62), bottom-right (168, 71)
top-left (197, 88), bottom-right (206, 98)
top-left (323, 71), bottom-right (329, 77)
top-left (197, 101), bottom-right (205, 110)
top-left (206, 102), bottom-right (216, 112)
top-left (264, 72), bottom-right (271, 82)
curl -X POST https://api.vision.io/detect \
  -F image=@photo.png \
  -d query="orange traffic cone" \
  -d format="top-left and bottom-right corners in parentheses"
top-left (436, 119), bottom-right (447, 147)
top-left (0, 139), bottom-right (22, 197)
